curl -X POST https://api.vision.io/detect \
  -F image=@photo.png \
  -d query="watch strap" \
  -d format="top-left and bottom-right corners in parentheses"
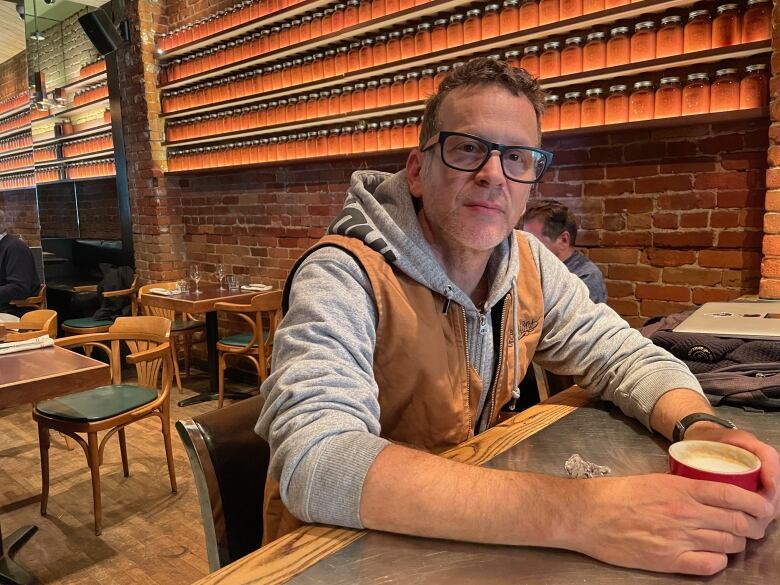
top-left (673, 412), bottom-right (737, 443)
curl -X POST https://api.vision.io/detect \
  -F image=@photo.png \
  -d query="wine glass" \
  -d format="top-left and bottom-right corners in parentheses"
top-left (189, 264), bottom-right (201, 295)
top-left (215, 263), bottom-right (225, 290)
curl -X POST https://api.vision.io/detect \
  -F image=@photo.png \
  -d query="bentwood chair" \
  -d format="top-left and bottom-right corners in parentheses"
top-left (214, 290), bottom-right (282, 408)
top-left (2, 309), bottom-right (57, 341)
top-left (176, 394), bottom-right (268, 570)
top-left (10, 283), bottom-right (47, 310)
top-left (33, 316), bottom-right (177, 535)
top-left (61, 276), bottom-right (139, 338)
top-left (138, 282), bottom-right (206, 393)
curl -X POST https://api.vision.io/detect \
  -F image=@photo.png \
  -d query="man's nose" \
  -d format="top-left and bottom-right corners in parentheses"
top-left (474, 151), bottom-right (505, 185)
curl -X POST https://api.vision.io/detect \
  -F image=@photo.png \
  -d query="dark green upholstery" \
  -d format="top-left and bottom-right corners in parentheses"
top-left (172, 319), bottom-right (204, 331)
top-left (63, 317), bottom-right (113, 329)
top-left (219, 329), bottom-right (269, 348)
top-left (35, 384), bottom-right (158, 422)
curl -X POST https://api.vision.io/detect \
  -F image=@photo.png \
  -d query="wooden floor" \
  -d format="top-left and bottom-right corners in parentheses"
top-left (0, 370), bottom-right (259, 584)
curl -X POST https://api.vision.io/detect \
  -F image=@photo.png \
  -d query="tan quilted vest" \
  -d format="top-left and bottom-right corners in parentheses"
top-left (263, 232), bottom-right (544, 543)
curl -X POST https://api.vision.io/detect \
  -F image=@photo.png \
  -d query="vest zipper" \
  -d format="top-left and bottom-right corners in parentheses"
top-left (460, 305), bottom-right (473, 433)
top-left (485, 296), bottom-right (510, 424)
top-left (442, 285), bottom-right (454, 314)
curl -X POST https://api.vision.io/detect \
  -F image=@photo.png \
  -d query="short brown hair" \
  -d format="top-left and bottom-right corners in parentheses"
top-left (523, 199), bottom-right (578, 245)
top-left (418, 57), bottom-right (546, 149)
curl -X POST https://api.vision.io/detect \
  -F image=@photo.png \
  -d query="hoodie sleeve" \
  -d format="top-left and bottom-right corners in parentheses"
top-left (525, 236), bottom-right (703, 429)
top-left (255, 246), bottom-right (390, 528)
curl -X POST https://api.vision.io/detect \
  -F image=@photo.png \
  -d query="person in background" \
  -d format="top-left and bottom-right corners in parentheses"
top-left (257, 58), bottom-right (779, 576)
top-left (521, 199), bottom-right (607, 303)
top-left (0, 209), bottom-right (41, 318)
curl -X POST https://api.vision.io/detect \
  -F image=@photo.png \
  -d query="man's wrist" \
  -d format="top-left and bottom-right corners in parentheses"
top-left (681, 421), bottom-right (730, 440)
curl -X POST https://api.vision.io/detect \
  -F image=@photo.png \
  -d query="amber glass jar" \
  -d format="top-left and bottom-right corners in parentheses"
top-left (605, 84), bottom-right (629, 124)
top-left (631, 21), bottom-right (656, 63)
top-left (385, 0), bottom-right (399, 11)
top-left (539, 41), bottom-right (561, 79)
top-left (483, 4), bottom-right (501, 38)
top-left (582, 0), bottom-right (603, 14)
top-left (710, 68), bottom-right (740, 112)
top-left (317, 91), bottom-right (330, 118)
top-left (373, 34), bottom-right (388, 65)
top-left (538, 0), bottom-right (559, 25)
top-left (352, 82), bottom-right (367, 111)
top-left (328, 88), bottom-right (342, 115)
top-left (420, 69), bottom-right (435, 97)
top-left (583, 31), bottom-right (606, 71)
top-left (653, 76), bottom-right (682, 118)
top-left (500, 0), bottom-right (520, 35)
top-left (386, 31), bottom-right (402, 61)
top-left (344, 0), bottom-right (359, 27)
top-left (335, 46), bottom-right (349, 74)
top-left (504, 49), bottom-right (521, 69)
top-left (404, 72), bottom-right (420, 102)
top-left (352, 124), bottom-right (366, 153)
top-left (740, 63), bottom-right (769, 109)
top-left (604, 0), bottom-right (627, 7)
top-left (391, 74), bottom-right (405, 104)
top-left (416, 23), bottom-right (433, 54)
top-left (340, 126), bottom-right (353, 155)
top-left (656, 15), bottom-right (683, 58)
top-left (629, 81), bottom-right (654, 121)
top-left (560, 0), bottom-right (582, 20)
top-left (390, 118), bottom-right (405, 149)
top-left (432, 18), bottom-right (448, 51)
top-left (358, 0), bottom-right (372, 22)
top-left (603, 27), bottom-right (629, 68)
top-left (742, 0), bottom-right (770, 42)
top-left (464, 9), bottom-right (482, 43)
top-left (712, 4), bottom-right (741, 48)
top-left (374, 120), bottom-right (389, 150)
top-left (365, 122), bottom-right (379, 152)
top-left (434, 65), bottom-right (450, 89)
top-left (682, 72), bottom-right (710, 115)
top-left (684, 10), bottom-right (712, 53)
top-left (347, 41), bottom-right (361, 72)
top-left (447, 14), bottom-right (465, 47)
top-left (541, 94), bottom-right (560, 131)
top-left (581, 88), bottom-right (605, 127)
top-left (560, 92), bottom-right (581, 129)
top-left (401, 27), bottom-right (416, 59)
top-left (370, 0), bottom-right (384, 19)
top-left (359, 39), bottom-right (374, 69)
top-left (377, 78), bottom-right (392, 107)
top-left (521, 45), bottom-right (540, 77)
top-left (518, 0), bottom-right (539, 29)
top-left (403, 116), bottom-right (419, 147)
top-left (340, 86), bottom-right (353, 114)
top-left (561, 36), bottom-right (583, 75)
top-left (321, 8), bottom-right (334, 34)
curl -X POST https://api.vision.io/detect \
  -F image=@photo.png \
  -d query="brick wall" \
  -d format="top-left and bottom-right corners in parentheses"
top-left (0, 50), bottom-right (28, 99)
top-left (37, 185), bottom-right (79, 239)
top-left (76, 179), bottom-right (122, 240)
top-left (763, 2), bottom-right (780, 298)
top-left (166, 0), bottom-right (237, 31)
top-left (0, 190), bottom-right (41, 246)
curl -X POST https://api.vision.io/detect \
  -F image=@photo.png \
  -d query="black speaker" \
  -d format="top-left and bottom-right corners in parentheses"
top-left (79, 10), bottom-right (123, 55)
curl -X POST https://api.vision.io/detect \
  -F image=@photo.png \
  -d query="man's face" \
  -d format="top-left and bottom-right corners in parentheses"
top-left (521, 217), bottom-right (568, 260)
top-left (407, 85), bottom-right (539, 255)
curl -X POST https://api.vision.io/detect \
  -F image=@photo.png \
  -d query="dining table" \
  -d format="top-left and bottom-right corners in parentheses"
top-left (192, 387), bottom-right (780, 585)
top-left (0, 344), bottom-right (111, 585)
top-left (139, 284), bottom-right (267, 407)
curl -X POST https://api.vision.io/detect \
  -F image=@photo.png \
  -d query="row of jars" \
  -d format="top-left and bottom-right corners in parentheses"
top-left (541, 63), bottom-right (768, 131)
top-left (72, 83), bottom-right (109, 107)
top-left (165, 65), bottom-right (450, 141)
top-left (66, 158), bottom-right (116, 179)
top-left (35, 166), bottom-right (62, 183)
top-left (168, 116), bottom-right (421, 170)
top-left (62, 133), bottom-right (114, 158)
top-left (0, 93), bottom-right (29, 117)
top-left (0, 111), bottom-right (31, 135)
top-left (0, 152), bottom-right (33, 172)
top-left (0, 171), bottom-right (34, 190)
top-left (33, 146), bottom-right (58, 163)
top-left (79, 56), bottom-right (106, 78)
top-left (0, 132), bottom-right (32, 154)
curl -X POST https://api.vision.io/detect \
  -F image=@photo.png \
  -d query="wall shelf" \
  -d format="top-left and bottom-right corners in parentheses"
top-left (0, 103), bottom-right (31, 122)
top-left (34, 148), bottom-right (115, 167)
top-left (0, 126), bottom-right (31, 141)
top-left (32, 97), bottom-right (109, 124)
top-left (0, 184), bottom-right (36, 193)
top-left (35, 174), bottom-right (116, 186)
top-left (32, 123), bottom-right (112, 147)
top-left (0, 146), bottom-right (33, 159)
top-left (159, 0), bottom-right (700, 90)
top-left (58, 71), bottom-right (107, 93)
top-left (0, 165), bottom-right (35, 177)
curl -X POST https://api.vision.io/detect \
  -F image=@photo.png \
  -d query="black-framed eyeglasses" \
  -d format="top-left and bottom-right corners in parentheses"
top-left (421, 131), bottom-right (553, 184)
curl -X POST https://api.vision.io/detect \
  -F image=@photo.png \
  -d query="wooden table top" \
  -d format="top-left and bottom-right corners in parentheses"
top-left (0, 345), bottom-right (111, 409)
top-left (140, 285), bottom-right (263, 314)
top-left (193, 388), bottom-right (591, 585)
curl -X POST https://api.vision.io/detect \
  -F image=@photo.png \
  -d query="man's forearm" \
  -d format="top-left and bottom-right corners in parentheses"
top-left (648, 388), bottom-right (718, 441)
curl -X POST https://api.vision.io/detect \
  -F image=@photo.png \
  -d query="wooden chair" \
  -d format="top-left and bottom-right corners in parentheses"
top-left (176, 395), bottom-right (268, 571)
top-left (32, 316), bottom-right (177, 535)
top-left (214, 291), bottom-right (282, 408)
top-left (137, 282), bottom-right (206, 394)
top-left (61, 276), bottom-right (139, 337)
top-left (10, 283), bottom-right (47, 310)
top-left (1, 309), bottom-right (57, 342)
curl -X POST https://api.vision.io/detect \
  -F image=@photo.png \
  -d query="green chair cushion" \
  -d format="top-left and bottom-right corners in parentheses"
top-left (35, 384), bottom-right (158, 422)
top-left (63, 317), bottom-right (113, 329)
top-left (219, 329), bottom-right (269, 348)
top-left (172, 319), bottom-right (204, 332)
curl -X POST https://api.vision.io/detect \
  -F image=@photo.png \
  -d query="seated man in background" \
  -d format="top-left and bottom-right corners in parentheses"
top-left (521, 199), bottom-right (607, 303)
top-left (0, 209), bottom-right (40, 318)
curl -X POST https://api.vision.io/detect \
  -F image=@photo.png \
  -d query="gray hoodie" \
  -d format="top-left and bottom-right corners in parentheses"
top-left (256, 169), bottom-right (702, 530)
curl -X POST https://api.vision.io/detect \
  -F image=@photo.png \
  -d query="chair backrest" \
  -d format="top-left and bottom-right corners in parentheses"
top-left (109, 316), bottom-right (172, 388)
top-left (18, 309), bottom-right (57, 338)
top-left (138, 282), bottom-right (178, 321)
top-left (176, 395), bottom-right (269, 572)
top-left (10, 283), bottom-right (47, 309)
top-left (251, 291), bottom-right (282, 375)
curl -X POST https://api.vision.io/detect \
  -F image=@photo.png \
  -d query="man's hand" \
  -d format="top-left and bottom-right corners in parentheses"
top-left (566, 473), bottom-right (775, 575)
top-left (684, 425), bottom-right (780, 518)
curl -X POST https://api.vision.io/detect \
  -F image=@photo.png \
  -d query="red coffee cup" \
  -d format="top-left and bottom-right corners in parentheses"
top-left (669, 440), bottom-right (761, 492)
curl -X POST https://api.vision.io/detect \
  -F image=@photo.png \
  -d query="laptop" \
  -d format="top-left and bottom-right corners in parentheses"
top-left (673, 301), bottom-right (780, 340)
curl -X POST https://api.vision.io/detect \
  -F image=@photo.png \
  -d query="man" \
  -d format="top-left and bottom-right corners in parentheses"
top-left (522, 199), bottom-right (607, 303)
top-left (0, 209), bottom-right (40, 317)
top-left (257, 58), bottom-right (779, 575)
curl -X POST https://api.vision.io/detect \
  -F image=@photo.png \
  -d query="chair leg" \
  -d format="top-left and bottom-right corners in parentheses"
top-left (118, 428), bottom-right (130, 477)
top-left (161, 408), bottom-right (177, 493)
top-left (184, 333), bottom-right (192, 377)
top-left (87, 432), bottom-right (103, 536)
top-left (38, 425), bottom-right (50, 516)
top-left (218, 354), bottom-right (226, 409)
top-left (170, 340), bottom-right (183, 394)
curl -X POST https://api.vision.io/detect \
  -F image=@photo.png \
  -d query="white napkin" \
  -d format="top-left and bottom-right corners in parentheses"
top-left (0, 335), bottom-right (55, 355)
top-left (241, 283), bottom-right (272, 292)
top-left (148, 287), bottom-right (175, 296)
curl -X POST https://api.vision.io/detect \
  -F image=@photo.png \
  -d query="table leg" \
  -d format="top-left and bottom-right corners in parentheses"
top-left (177, 311), bottom-right (252, 407)
top-left (0, 523), bottom-right (38, 585)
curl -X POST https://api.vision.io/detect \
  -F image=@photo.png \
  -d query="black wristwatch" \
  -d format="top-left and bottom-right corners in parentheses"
top-left (673, 413), bottom-right (737, 443)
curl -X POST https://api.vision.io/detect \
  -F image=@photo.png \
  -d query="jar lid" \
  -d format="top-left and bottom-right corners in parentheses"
top-left (402, 27), bottom-right (416, 35)
top-left (290, 19), bottom-right (301, 26)
top-left (318, 129), bottom-right (329, 136)
top-left (293, 58), bottom-right (303, 64)
top-left (280, 23), bottom-right (290, 29)
top-left (417, 22), bottom-right (432, 30)
top-left (329, 128), bottom-right (341, 135)
top-left (301, 15), bottom-right (312, 22)
top-left (367, 80), bottom-right (379, 87)
top-left (659, 76), bottom-right (681, 84)
top-left (436, 65), bottom-right (451, 72)
top-left (523, 45), bottom-right (540, 54)
top-left (337, 46), bottom-right (349, 53)
top-left (308, 92), bottom-right (319, 99)
top-left (586, 31), bottom-right (605, 41)
top-left (715, 68), bottom-right (738, 76)
top-left (609, 84), bottom-right (627, 92)
top-left (388, 31), bottom-right (401, 38)
top-left (375, 34), bottom-right (388, 41)
top-left (278, 98), bottom-right (288, 105)
top-left (610, 26), bottom-right (629, 35)
top-left (466, 9), bottom-right (482, 17)
top-left (688, 9), bottom-right (710, 19)
top-left (564, 91), bottom-right (581, 99)
top-left (406, 71), bottom-right (420, 78)
top-left (362, 38), bottom-right (374, 45)
top-left (585, 88), bottom-right (603, 96)
top-left (273, 64), bottom-right (283, 70)
top-left (393, 74), bottom-right (406, 81)
top-left (565, 36), bottom-right (583, 45)
top-left (325, 48), bottom-right (336, 56)
top-left (323, 8), bottom-right (335, 14)
top-left (349, 41), bottom-right (361, 49)
top-left (487, 53), bottom-right (502, 60)
top-left (633, 81), bottom-right (653, 89)
top-left (331, 87), bottom-right (342, 94)
top-left (485, 4), bottom-right (501, 11)
top-left (716, 3), bottom-right (739, 12)
top-left (303, 55), bottom-right (313, 62)
top-left (319, 90), bottom-right (331, 96)
top-left (307, 131), bottom-right (318, 137)
top-left (342, 84), bottom-right (354, 91)
top-left (543, 41), bottom-right (561, 50)
top-left (313, 12), bottom-right (323, 18)
top-left (635, 21), bottom-right (655, 30)
top-left (380, 120), bottom-right (392, 127)
top-left (449, 14), bottom-right (464, 22)
top-left (452, 61), bottom-right (465, 68)
top-left (687, 72), bottom-right (709, 81)
top-left (393, 118), bottom-right (406, 124)
top-left (503, 0), bottom-right (520, 6)
top-left (367, 122), bottom-right (379, 129)
top-left (286, 97), bottom-right (297, 104)
top-left (346, 0), bottom-right (359, 5)
top-left (434, 18), bottom-right (448, 26)
top-left (746, 63), bottom-right (768, 72)
top-left (380, 77), bottom-right (393, 83)
top-left (421, 68), bottom-right (435, 75)
top-left (746, 0), bottom-right (769, 5)
top-left (544, 94), bottom-right (560, 103)
top-left (504, 50), bottom-right (521, 58)
top-left (268, 100), bottom-right (278, 106)
top-left (342, 125), bottom-right (354, 132)
top-left (406, 116), bottom-right (420, 123)
top-left (354, 82), bottom-right (367, 89)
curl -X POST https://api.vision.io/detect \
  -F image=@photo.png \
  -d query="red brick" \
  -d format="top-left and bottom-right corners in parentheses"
top-left (635, 284), bottom-right (691, 302)
top-left (657, 192), bottom-right (716, 210)
top-left (607, 282), bottom-right (634, 297)
top-left (590, 248), bottom-right (640, 264)
top-left (640, 300), bottom-right (694, 317)
top-left (662, 267), bottom-right (723, 286)
top-left (604, 197), bottom-right (653, 213)
top-left (601, 232), bottom-right (653, 247)
top-left (626, 213), bottom-right (651, 229)
top-left (691, 288), bottom-right (741, 304)
top-left (765, 213), bottom-right (780, 233)
top-left (710, 211), bottom-right (741, 228)
top-left (625, 142), bottom-right (665, 161)
top-left (659, 160), bottom-right (718, 174)
top-left (699, 250), bottom-right (764, 269)
top-left (608, 264), bottom-right (661, 282)
top-left (722, 269), bottom-right (760, 288)
top-left (679, 212), bottom-right (709, 228)
top-left (717, 190), bottom-right (766, 208)
top-left (608, 299), bottom-right (639, 316)
top-left (605, 164), bottom-right (658, 179)
top-left (759, 278), bottom-right (780, 299)
top-left (694, 172), bottom-right (754, 190)
top-left (635, 175), bottom-right (693, 194)
top-left (653, 213), bottom-right (679, 229)
top-left (603, 214), bottom-right (625, 230)
top-left (698, 133), bottom-right (744, 154)
top-left (653, 231), bottom-right (714, 248)
top-left (557, 167), bottom-right (605, 181)
top-left (646, 249), bottom-right (697, 267)
top-left (651, 125), bottom-right (710, 140)
top-left (765, 235), bottom-right (780, 256)
top-left (584, 180), bottom-right (634, 197)
top-left (766, 190), bottom-right (780, 211)
top-left (717, 231), bottom-right (765, 249)
top-left (762, 258), bottom-right (780, 279)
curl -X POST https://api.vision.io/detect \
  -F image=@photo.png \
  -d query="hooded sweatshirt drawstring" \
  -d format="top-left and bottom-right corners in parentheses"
top-left (510, 277), bottom-right (521, 409)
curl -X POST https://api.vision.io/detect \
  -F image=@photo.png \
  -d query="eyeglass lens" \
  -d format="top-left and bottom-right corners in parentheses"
top-left (441, 134), bottom-right (547, 181)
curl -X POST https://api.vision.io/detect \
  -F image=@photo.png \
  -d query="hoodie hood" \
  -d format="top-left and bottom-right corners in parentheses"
top-left (332, 169), bottom-right (520, 313)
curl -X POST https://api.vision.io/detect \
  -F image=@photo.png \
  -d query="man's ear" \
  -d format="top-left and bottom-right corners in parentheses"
top-left (559, 230), bottom-right (571, 246)
top-left (406, 148), bottom-right (425, 200)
